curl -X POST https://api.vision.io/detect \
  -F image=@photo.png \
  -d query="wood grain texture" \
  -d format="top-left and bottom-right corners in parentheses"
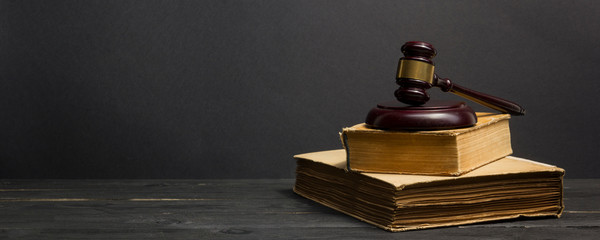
top-left (0, 179), bottom-right (598, 239)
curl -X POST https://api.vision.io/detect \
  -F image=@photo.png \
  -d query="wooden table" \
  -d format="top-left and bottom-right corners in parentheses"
top-left (1, 179), bottom-right (598, 239)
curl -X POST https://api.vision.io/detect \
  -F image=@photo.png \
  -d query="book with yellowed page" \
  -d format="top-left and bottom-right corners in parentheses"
top-left (293, 149), bottom-right (564, 232)
top-left (341, 112), bottom-right (512, 176)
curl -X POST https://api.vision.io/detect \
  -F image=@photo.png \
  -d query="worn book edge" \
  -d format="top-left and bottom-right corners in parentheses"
top-left (339, 112), bottom-right (512, 175)
top-left (293, 187), bottom-right (562, 232)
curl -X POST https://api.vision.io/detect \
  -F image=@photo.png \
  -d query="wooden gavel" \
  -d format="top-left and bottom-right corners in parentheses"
top-left (394, 41), bottom-right (525, 116)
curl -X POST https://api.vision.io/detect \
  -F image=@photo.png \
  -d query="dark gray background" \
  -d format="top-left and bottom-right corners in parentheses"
top-left (1, 0), bottom-right (598, 178)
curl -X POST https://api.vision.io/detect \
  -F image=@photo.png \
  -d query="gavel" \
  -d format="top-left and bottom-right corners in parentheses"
top-left (394, 41), bottom-right (525, 116)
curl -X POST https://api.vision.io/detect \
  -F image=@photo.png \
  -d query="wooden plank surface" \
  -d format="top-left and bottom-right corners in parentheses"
top-left (0, 179), bottom-right (598, 239)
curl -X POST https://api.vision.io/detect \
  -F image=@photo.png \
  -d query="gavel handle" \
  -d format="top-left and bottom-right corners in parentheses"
top-left (434, 74), bottom-right (526, 116)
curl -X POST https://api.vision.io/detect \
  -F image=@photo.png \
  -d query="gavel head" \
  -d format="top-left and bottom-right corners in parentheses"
top-left (394, 41), bottom-right (437, 105)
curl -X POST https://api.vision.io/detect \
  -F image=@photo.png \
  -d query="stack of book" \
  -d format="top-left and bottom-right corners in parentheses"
top-left (293, 113), bottom-right (564, 232)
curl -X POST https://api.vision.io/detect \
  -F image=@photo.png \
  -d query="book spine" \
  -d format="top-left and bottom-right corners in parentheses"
top-left (340, 131), bottom-right (351, 171)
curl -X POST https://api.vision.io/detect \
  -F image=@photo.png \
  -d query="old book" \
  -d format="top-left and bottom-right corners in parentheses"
top-left (341, 112), bottom-right (512, 175)
top-left (293, 149), bottom-right (564, 232)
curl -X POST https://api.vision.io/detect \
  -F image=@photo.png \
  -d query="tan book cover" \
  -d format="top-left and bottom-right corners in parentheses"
top-left (341, 112), bottom-right (512, 175)
top-left (294, 149), bottom-right (565, 232)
